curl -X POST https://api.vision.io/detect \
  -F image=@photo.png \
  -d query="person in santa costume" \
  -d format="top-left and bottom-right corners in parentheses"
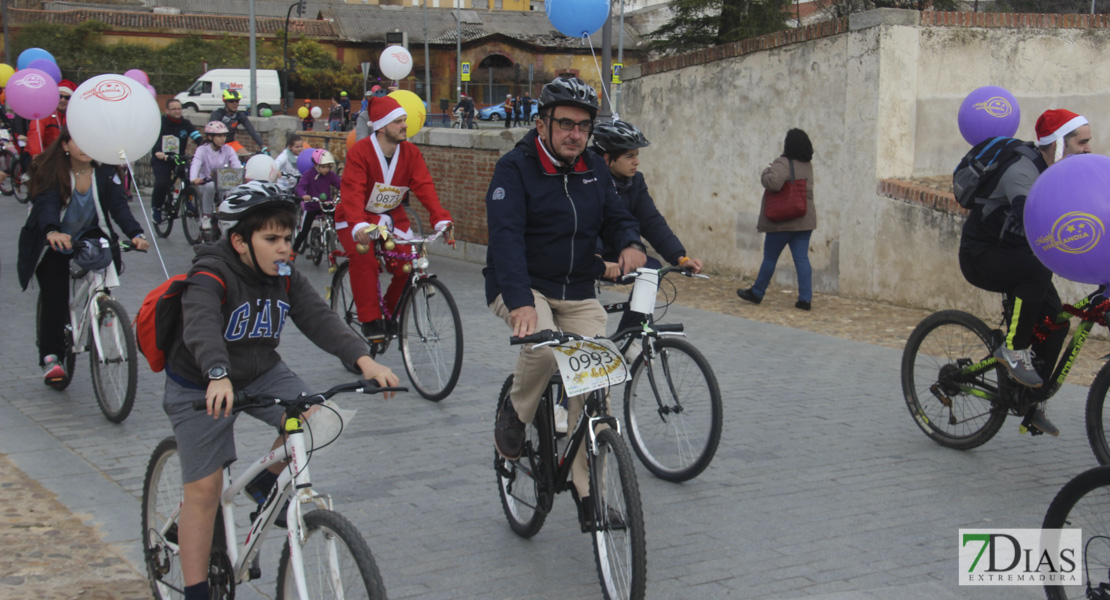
top-left (337, 94), bottom-right (453, 341)
top-left (28, 79), bottom-right (76, 157)
top-left (958, 108), bottom-right (1092, 436)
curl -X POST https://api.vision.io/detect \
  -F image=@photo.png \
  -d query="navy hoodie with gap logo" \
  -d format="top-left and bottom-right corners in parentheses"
top-left (483, 128), bottom-right (642, 311)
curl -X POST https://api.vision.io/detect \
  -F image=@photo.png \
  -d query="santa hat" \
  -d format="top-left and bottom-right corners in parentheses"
top-left (368, 95), bottom-right (406, 131)
top-left (58, 80), bottom-right (76, 95)
top-left (1036, 109), bottom-right (1087, 147)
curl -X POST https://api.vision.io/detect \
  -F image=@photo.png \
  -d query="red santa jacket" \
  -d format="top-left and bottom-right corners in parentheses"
top-left (339, 134), bottom-right (451, 236)
top-left (28, 112), bottom-right (66, 156)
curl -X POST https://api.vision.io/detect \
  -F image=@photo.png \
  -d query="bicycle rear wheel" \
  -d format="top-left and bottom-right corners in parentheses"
top-left (589, 427), bottom-right (647, 600)
top-left (276, 509), bottom-right (386, 600)
top-left (142, 437), bottom-right (184, 600)
top-left (180, 186), bottom-right (203, 246)
top-left (399, 278), bottom-right (463, 401)
top-left (1043, 466), bottom-right (1110, 599)
top-left (329, 262), bottom-right (361, 337)
top-left (495, 375), bottom-right (552, 538)
top-left (623, 337), bottom-right (722, 482)
top-left (901, 310), bottom-right (1008, 449)
top-left (90, 297), bottom-right (137, 423)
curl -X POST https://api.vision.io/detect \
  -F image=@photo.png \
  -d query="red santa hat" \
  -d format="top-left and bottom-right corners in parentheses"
top-left (1036, 109), bottom-right (1087, 147)
top-left (368, 95), bottom-right (406, 131)
top-left (57, 80), bottom-right (76, 96)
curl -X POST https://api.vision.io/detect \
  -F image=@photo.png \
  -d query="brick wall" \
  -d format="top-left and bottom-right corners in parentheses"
top-left (414, 143), bottom-right (500, 245)
top-left (877, 179), bottom-right (965, 216)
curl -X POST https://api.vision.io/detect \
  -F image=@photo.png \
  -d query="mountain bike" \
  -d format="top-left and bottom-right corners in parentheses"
top-left (451, 108), bottom-right (477, 130)
top-left (328, 227), bottom-right (463, 401)
top-left (42, 239), bottom-right (139, 422)
top-left (0, 129), bottom-right (28, 203)
top-left (141, 379), bottom-right (406, 600)
top-left (1041, 465), bottom-right (1110, 599)
top-left (600, 265), bottom-right (723, 482)
top-left (152, 153), bottom-right (191, 239)
top-left (303, 193), bottom-right (339, 267)
top-left (901, 291), bottom-right (1109, 450)
top-left (495, 330), bottom-right (647, 600)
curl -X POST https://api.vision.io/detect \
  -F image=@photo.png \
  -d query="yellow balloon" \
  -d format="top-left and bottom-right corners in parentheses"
top-left (297, 106), bottom-right (309, 119)
top-left (388, 90), bottom-right (426, 137)
top-left (0, 64), bottom-right (13, 88)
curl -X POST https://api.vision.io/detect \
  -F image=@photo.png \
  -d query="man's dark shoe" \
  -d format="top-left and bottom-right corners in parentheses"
top-left (1025, 406), bottom-right (1060, 437)
top-left (736, 288), bottom-right (762, 305)
top-left (495, 395), bottom-right (525, 460)
top-left (578, 496), bottom-right (626, 533)
top-left (361, 319), bottom-right (387, 340)
top-left (152, 207), bottom-right (164, 224)
top-left (795, 300), bottom-right (811, 311)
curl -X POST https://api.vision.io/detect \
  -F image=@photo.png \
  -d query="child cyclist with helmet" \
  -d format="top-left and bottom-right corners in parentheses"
top-left (208, 89), bottom-right (267, 156)
top-left (590, 120), bottom-right (704, 337)
top-left (163, 182), bottom-right (399, 600)
top-left (190, 121), bottom-right (242, 231)
top-left (292, 149), bottom-right (341, 257)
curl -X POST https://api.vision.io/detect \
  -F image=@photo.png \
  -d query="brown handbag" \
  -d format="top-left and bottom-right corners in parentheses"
top-left (763, 159), bottom-right (807, 222)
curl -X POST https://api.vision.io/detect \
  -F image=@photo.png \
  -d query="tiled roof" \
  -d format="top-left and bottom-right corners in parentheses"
top-left (323, 4), bottom-right (643, 49)
top-left (8, 6), bottom-right (337, 36)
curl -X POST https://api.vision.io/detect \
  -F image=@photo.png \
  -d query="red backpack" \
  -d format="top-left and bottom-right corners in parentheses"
top-left (134, 271), bottom-right (225, 372)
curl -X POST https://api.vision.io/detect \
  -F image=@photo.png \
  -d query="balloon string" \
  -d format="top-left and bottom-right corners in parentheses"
top-left (124, 154), bottom-right (170, 280)
top-left (583, 33), bottom-right (618, 122)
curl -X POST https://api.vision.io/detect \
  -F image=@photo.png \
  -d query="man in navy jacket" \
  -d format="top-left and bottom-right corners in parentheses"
top-left (485, 77), bottom-right (645, 530)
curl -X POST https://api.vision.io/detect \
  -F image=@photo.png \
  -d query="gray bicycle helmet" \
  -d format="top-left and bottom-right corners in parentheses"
top-left (591, 120), bottom-right (650, 155)
top-left (538, 77), bottom-right (599, 117)
top-left (217, 180), bottom-right (294, 237)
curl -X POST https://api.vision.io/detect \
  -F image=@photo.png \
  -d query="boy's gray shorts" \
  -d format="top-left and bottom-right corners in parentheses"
top-left (163, 361), bottom-right (311, 484)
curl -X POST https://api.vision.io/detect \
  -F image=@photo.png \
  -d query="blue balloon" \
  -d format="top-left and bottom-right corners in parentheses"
top-left (16, 48), bottom-right (55, 71)
top-left (546, 0), bottom-right (611, 37)
top-left (27, 59), bottom-right (61, 85)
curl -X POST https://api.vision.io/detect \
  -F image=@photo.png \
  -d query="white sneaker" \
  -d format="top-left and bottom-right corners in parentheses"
top-left (200, 214), bottom-right (212, 230)
top-left (553, 404), bottom-right (568, 434)
top-left (624, 339), bottom-right (642, 364)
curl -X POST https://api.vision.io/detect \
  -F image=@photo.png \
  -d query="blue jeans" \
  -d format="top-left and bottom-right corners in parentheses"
top-left (751, 230), bottom-right (812, 302)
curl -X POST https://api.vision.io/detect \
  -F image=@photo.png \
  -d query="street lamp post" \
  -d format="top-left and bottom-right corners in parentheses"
top-left (456, 0), bottom-right (462, 101)
top-left (283, 0), bottom-right (305, 111)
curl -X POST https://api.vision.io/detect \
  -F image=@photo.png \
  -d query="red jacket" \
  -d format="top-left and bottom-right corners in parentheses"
top-left (28, 112), bottom-right (66, 156)
top-left (339, 135), bottom-right (451, 235)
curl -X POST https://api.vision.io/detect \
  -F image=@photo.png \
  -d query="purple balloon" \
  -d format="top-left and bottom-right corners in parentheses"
top-left (296, 148), bottom-right (315, 175)
top-left (27, 58), bottom-right (61, 86)
top-left (958, 86), bottom-right (1020, 146)
top-left (124, 68), bottom-right (150, 86)
top-left (1025, 154), bottom-right (1110, 284)
top-left (145, 83), bottom-right (157, 97)
top-left (6, 68), bottom-right (59, 120)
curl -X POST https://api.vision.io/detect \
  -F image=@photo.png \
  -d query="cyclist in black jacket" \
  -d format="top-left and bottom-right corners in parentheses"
top-left (151, 98), bottom-right (203, 223)
top-left (208, 90), bottom-right (266, 155)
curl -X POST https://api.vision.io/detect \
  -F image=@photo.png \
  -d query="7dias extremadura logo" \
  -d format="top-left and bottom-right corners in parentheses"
top-left (959, 529), bottom-right (1081, 586)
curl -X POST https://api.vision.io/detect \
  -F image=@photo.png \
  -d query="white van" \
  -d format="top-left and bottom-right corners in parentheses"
top-left (175, 69), bottom-right (281, 114)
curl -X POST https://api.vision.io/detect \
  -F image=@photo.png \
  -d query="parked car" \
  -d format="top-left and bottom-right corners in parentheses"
top-left (478, 99), bottom-right (538, 122)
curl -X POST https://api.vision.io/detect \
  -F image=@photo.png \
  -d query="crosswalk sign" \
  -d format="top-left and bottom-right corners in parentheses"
top-left (462, 62), bottom-right (471, 82)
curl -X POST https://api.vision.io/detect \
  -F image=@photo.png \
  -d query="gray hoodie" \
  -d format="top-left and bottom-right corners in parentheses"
top-left (166, 239), bottom-right (369, 387)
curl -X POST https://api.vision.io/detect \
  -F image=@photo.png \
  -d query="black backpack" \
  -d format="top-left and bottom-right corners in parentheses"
top-left (952, 136), bottom-right (1039, 209)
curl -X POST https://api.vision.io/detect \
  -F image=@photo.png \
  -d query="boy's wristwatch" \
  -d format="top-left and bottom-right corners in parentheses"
top-left (207, 365), bottom-right (229, 381)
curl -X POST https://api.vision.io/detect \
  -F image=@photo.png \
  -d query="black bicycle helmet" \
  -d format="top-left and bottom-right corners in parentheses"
top-left (591, 120), bottom-right (650, 155)
top-left (538, 77), bottom-right (599, 117)
top-left (217, 181), bottom-right (294, 237)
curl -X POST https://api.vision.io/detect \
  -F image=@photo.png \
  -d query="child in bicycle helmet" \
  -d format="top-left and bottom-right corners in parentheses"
top-left (163, 180), bottom-right (397, 600)
top-left (189, 120), bottom-right (243, 228)
top-left (292, 149), bottom-right (341, 256)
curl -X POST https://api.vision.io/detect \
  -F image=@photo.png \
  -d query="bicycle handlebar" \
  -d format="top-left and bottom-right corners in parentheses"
top-left (190, 379), bottom-right (409, 413)
top-left (509, 329), bottom-right (590, 347)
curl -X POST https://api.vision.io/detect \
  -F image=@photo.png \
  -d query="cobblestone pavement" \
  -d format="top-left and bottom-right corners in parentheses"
top-left (1, 194), bottom-right (1105, 599)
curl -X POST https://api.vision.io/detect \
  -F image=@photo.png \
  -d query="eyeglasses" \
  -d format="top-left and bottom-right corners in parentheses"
top-left (226, 100), bottom-right (240, 104)
top-left (548, 117), bottom-right (593, 133)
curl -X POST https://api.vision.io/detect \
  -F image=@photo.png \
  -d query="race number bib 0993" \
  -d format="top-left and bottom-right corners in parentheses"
top-left (365, 183), bottom-right (407, 214)
top-left (550, 339), bottom-right (628, 396)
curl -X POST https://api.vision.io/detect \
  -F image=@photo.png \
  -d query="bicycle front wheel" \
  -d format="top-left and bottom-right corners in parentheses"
top-left (307, 227), bottom-right (324, 266)
top-left (90, 297), bottom-right (137, 423)
top-left (1085, 363), bottom-right (1110, 466)
top-left (399, 278), bottom-right (463, 401)
top-left (623, 337), bottom-right (722, 482)
top-left (180, 186), bottom-right (203, 246)
top-left (142, 437), bottom-right (184, 600)
top-left (589, 428), bottom-right (647, 600)
top-left (11, 160), bottom-right (27, 203)
top-left (154, 179), bottom-right (184, 238)
top-left (276, 509), bottom-right (387, 600)
top-left (495, 375), bottom-right (552, 538)
top-left (901, 310), bottom-right (1007, 449)
top-left (1043, 466), bottom-right (1110, 599)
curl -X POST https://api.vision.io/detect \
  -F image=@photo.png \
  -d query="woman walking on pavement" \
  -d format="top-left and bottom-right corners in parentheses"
top-left (737, 128), bottom-right (816, 311)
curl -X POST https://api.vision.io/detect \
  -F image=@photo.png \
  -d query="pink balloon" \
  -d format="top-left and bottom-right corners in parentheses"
top-left (7, 68), bottom-right (59, 120)
top-left (124, 69), bottom-right (149, 86)
top-left (1025, 154), bottom-right (1110, 284)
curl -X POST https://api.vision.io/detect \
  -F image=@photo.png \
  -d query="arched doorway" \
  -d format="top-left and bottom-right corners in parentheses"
top-left (473, 54), bottom-right (518, 106)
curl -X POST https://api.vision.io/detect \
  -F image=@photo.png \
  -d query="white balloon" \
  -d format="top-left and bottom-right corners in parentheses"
top-left (67, 74), bottom-right (160, 165)
top-left (245, 154), bottom-right (280, 183)
top-left (379, 46), bottom-right (413, 81)
top-left (310, 106), bottom-right (322, 119)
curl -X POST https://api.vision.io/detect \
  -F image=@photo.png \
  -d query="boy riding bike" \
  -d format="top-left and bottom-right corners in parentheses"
top-left (161, 182), bottom-right (398, 600)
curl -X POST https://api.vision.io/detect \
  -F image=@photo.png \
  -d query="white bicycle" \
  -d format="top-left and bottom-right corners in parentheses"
top-left (44, 238), bottom-right (138, 422)
top-left (141, 380), bottom-right (405, 599)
